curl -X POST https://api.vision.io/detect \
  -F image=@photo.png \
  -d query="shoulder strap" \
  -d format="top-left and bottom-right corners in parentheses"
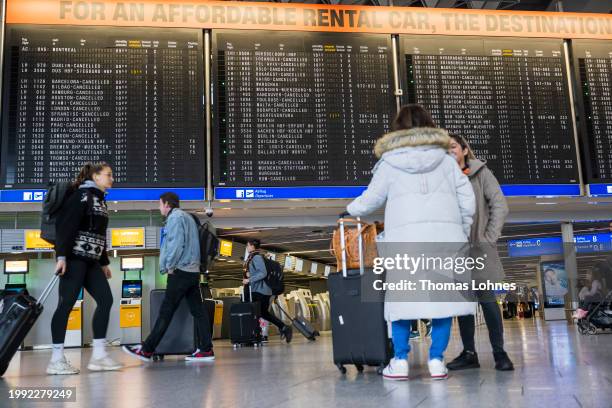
top-left (86, 191), bottom-right (94, 230)
top-left (189, 212), bottom-right (202, 227)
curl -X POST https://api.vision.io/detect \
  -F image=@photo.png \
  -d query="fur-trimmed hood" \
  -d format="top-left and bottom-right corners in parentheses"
top-left (373, 127), bottom-right (451, 174)
top-left (374, 127), bottom-right (451, 158)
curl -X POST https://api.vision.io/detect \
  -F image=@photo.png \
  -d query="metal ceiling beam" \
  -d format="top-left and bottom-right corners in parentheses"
top-left (422, 0), bottom-right (459, 7)
top-left (468, 0), bottom-right (521, 9)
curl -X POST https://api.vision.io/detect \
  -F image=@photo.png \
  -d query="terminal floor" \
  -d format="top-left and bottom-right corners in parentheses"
top-left (2, 319), bottom-right (612, 408)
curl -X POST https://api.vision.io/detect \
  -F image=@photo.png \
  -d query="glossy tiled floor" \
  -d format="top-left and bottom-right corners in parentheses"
top-left (2, 319), bottom-right (612, 408)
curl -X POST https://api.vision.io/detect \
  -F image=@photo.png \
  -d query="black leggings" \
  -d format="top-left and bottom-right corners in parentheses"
top-left (51, 259), bottom-right (113, 344)
top-left (251, 292), bottom-right (286, 331)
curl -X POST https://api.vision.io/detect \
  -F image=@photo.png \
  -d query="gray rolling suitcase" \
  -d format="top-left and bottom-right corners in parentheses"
top-left (275, 300), bottom-right (319, 341)
top-left (149, 289), bottom-right (195, 360)
top-left (328, 216), bottom-right (391, 374)
top-left (220, 296), bottom-right (241, 339)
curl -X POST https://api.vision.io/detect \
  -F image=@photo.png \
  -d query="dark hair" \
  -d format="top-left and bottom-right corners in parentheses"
top-left (449, 133), bottom-right (476, 162)
top-left (391, 104), bottom-right (436, 131)
top-left (247, 239), bottom-right (261, 249)
top-left (159, 192), bottom-right (180, 209)
top-left (74, 162), bottom-right (110, 187)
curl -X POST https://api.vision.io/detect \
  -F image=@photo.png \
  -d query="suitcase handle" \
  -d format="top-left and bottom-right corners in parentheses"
top-left (338, 217), bottom-right (365, 278)
top-left (241, 284), bottom-right (252, 303)
top-left (273, 298), bottom-right (295, 323)
top-left (38, 273), bottom-right (60, 306)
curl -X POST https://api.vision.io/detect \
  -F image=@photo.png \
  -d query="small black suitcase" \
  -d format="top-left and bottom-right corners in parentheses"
top-left (329, 217), bottom-right (392, 375)
top-left (275, 300), bottom-right (318, 341)
top-left (230, 286), bottom-right (261, 347)
top-left (0, 274), bottom-right (59, 377)
top-left (149, 289), bottom-right (195, 359)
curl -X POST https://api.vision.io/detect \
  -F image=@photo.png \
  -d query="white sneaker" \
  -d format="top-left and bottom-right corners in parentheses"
top-left (46, 357), bottom-right (80, 375)
top-left (428, 358), bottom-right (448, 380)
top-left (87, 355), bottom-right (123, 371)
top-left (382, 358), bottom-right (409, 381)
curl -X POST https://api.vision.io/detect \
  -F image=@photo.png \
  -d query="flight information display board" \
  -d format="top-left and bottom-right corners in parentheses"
top-left (400, 36), bottom-right (581, 196)
top-left (213, 30), bottom-right (395, 199)
top-left (1, 25), bottom-right (205, 192)
top-left (572, 40), bottom-right (612, 194)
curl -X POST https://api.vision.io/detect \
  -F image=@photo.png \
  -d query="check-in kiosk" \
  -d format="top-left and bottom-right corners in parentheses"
top-left (119, 256), bottom-right (143, 345)
top-left (65, 289), bottom-right (83, 347)
top-left (4, 260), bottom-right (29, 294)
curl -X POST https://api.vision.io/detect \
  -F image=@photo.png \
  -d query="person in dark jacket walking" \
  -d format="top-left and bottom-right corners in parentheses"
top-left (48, 162), bottom-right (122, 375)
top-left (446, 134), bottom-right (514, 371)
top-left (243, 239), bottom-right (292, 343)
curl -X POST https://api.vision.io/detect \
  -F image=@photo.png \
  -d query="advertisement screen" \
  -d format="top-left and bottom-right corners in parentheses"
top-left (541, 261), bottom-right (568, 308)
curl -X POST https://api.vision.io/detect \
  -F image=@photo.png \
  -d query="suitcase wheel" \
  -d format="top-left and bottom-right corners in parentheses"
top-left (314, 331), bottom-right (320, 337)
top-left (376, 364), bottom-right (385, 375)
top-left (355, 364), bottom-right (364, 373)
top-left (152, 355), bottom-right (164, 362)
top-left (336, 364), bottom-right (347, 374)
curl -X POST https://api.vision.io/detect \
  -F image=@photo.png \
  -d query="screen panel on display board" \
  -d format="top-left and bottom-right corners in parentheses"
top-left (4, 260), bottom-right (29, 274)
top-left (571, 40), bottom-right (612, 196)
top-left (399, 36), bottom-right (581, 197)
top-left (212, 30), bottom-right (395, 200)
top-left (0, 25), bottom-right (206, 202)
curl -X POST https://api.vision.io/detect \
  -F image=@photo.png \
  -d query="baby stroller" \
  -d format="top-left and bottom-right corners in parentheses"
top-left (577, 290), bottom-right (612, 335)
top-left (577, 260), bottom-right (612, 335)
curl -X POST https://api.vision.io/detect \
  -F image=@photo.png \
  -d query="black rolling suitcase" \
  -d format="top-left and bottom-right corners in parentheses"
top-left (0, 274), bottom-right (59, 377)
top-left (329, 216), bottom-right (391, 375)
top-left (149, 289), bottom-right (196, 360)
top-left (230, 286), bottom-right (262, 348)
top-left (275, 299), bottom-right (319, 341)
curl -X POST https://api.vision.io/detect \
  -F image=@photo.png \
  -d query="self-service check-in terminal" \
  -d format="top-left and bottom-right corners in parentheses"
top-left (119, 256), bottom-right (143, 345)
top-left (4, 260), bottom-right (29, 294)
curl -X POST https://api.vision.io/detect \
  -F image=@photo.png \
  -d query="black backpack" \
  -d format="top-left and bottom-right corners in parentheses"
top-left (40, 181), bottom-right (75, 245)
top-left (189, 214), bottom-right (220, 274)
top-left (262, 256), bottom-right (285, 296)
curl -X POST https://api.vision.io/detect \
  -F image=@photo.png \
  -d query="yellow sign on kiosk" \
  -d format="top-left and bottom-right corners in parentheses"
top-left (219, 240), bottom-right (233, 257)
top-left (66, 307), bottom-right (82, 331)
top-left (24, 230), bottom-right (54, 250)
top-left (119, 304), bottom-right (142, 328)
top-left (111, 228), bottom-right (145, 248)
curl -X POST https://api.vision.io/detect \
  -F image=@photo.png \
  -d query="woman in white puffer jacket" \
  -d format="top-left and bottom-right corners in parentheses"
top-left (346, 105), bottom-right (476, 381)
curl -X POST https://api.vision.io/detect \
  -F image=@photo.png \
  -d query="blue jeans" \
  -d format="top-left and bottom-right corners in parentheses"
top-left (392, 318), bottom-right (452, 360)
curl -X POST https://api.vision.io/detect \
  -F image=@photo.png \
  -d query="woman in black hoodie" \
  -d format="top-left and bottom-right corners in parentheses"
top-left (47, 163), bottom-right (122, 375)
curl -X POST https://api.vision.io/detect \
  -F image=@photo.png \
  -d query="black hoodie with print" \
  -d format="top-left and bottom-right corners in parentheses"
top-left (55, 182), bottom-right (110, 266)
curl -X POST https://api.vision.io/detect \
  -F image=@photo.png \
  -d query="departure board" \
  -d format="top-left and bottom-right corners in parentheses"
top-left (573, 40), bottom-right (612, 184)
top-left (213, 30), bottom-right (394, 187)
top-left (1, 25), bottom-right (205, 188)
top-left (400, 36), bottom-right (580, 186)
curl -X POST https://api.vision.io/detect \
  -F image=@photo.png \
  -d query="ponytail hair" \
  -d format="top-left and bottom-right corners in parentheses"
top-left (74, 162), bottom-right (110, 188)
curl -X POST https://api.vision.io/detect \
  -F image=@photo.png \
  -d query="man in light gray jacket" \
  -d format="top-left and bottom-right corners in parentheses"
top-left (123, 192), bottom-right (214, 363)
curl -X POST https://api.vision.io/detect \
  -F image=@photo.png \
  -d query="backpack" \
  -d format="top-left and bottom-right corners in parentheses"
top-left (40, 181), bottom-right (76, 245)
top-left (262, 256), bottom-right (285, 296)
top-left (189, 213), bottom-right (220, 274)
